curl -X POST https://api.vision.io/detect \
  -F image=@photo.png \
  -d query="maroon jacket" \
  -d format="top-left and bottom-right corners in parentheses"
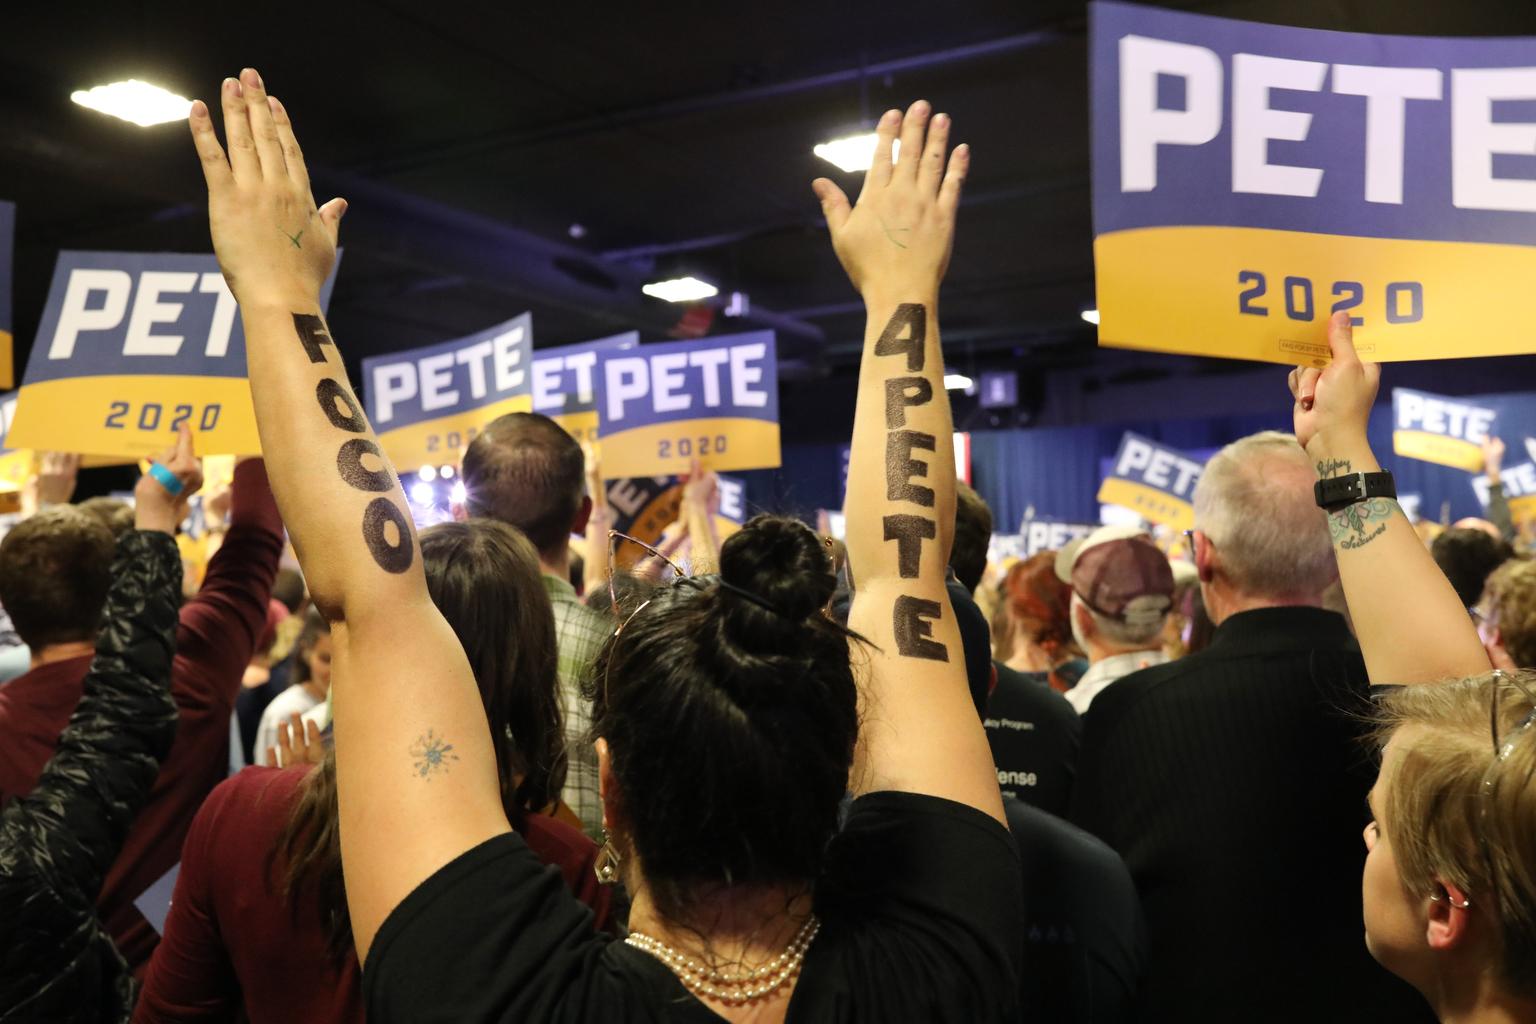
top-left (0, 459), bottom-right (283, 972)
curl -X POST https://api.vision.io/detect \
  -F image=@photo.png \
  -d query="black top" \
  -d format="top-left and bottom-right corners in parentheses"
top-left (1069, 606), bottom-right (1433, 1024)
top-left (365, 791), bottom-right (1022, 1022)
top-left (1006, 796), bottom-right (1144, 1024)
top-left (985, 662), bottom-right (1081, 817)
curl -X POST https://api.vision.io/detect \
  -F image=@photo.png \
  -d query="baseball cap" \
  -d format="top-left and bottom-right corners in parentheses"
top-left (1055, 525), bottom-right (1176, 629)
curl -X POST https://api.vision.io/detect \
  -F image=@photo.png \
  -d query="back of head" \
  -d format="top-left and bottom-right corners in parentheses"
top-left (951, 480), bottom-right (993, 594)
top-left (419, 519), bottom-right (565, 814)
top-left (1000, 551), bottom-right (1078, 663)
top-left (589, 514), bottom-right (857, 920)
top-left (1192, 431), bottom-right (1336, 601)
top-left (1374, 673), bottom-right (1536, 999)
top-left (78, 497), bottom-right (135, 540)
top-left (1433, 528), bottom-right (1513, 608)
top-left (272, 567), bottom-right (309, 615)
top-left (0, 506), bottom-right (115, 649)
top-left (460, 412), bottom-right (585, 562)
top-left (1485, 558), bottom-right (1536, 669)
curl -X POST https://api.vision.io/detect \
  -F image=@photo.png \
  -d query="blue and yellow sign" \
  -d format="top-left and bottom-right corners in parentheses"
top-left (8, 251), bottom-right (339, 457)
top-left (1021, 518), bottom-right (1098, 558)
top-left (363, 313), bottom-right (533, 474)
top-left (1091, 2), bottom-right (1536, 365)
top-left (1096, 432), bottom-right (1204, 530)
top-left (532, 332), bottom-right (637, 448)
top-left (0, 202), bottom-right (14, 389)
top-left (595, 332), bottom-right (780, 478)
top-left (1393, 388), bottom-right (1497, 471)
top-left (0, 391), bottom-right (30, 494)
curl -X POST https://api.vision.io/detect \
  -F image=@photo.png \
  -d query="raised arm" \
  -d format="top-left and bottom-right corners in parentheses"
top-left (1291, 313), bottom-right (1491, 684)
top-left (189, 69), bottom-right (509, 960)
top-left (815, 102), bottom-right (1002, 823)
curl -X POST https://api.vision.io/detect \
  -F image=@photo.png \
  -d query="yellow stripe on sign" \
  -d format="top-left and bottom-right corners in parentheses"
top-left (1097, 477), bottom-right (1195, 531)
top-left (0, 330), bottom-right (12, 390)
top-left (600, 417), bottom-right (781, 478)
top-left (374, 394), bottom-right (534, 474)
top-left (0, 450), bottom-right (32, 490)
top-left (550, 410), bottom-right (601, 449)
top-left (1392, 430), bottom-right (1484, 472)
top-left (1095, 226), bottom-right (1536, 367)
top-left (6, 375), bottom-right (259, 457)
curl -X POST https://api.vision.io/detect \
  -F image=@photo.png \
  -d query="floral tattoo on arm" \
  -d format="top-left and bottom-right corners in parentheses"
top-left (409, 729), bottom-right (459, 780)
top-left (1329, 497), bottom-right (1398, 550)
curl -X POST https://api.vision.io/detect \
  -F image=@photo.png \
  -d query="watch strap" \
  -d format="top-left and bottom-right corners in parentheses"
top-left (1314, 471), bottom-right (1396, 512)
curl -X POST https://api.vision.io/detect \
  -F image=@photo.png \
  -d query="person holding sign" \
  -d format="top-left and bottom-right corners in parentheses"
top-left (1290, 313), bottom-right (1536, 1024)
top-left (189, 72), bottom-right (1014, 1019)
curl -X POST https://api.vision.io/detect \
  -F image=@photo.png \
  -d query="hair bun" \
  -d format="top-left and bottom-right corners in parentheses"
top-left (718, 515), bottom-right (835, 626)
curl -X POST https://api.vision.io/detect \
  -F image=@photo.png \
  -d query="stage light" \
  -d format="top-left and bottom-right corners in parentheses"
top-left (439, 464), bottom-right (455, 479)
top-left (410, 481), bottom-right (435, 506)
top-left (642, 276), bottom-right (719, 303)
top-left (1081, 308), bottom-right (1101, 325)
top-left (944, 373), bottom-right (974, 391)
top-left (813, 133), bottom-right (901, 173)
top-left (418, 464), bottom-right (438, 483)
top-left (450, 481), bottom-right (467, 505)
top-left (71, 80), bottom-right (190, 127)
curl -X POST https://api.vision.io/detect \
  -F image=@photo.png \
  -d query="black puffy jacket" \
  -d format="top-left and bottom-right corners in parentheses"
top-left (0, 530), bottom-right (182, 1022)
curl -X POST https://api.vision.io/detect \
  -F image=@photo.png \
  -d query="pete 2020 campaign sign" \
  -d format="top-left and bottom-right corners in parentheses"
top-left (1091, 2), bottom-right (1536, 366)
top-left (1392, 388), bottom-right (1497, 471)
top-left (1097, 432), bottom-right (1205, 530)
top-left (0, 391), bottom-right (29, 494)
top-left (0, 201), bottom-right (14, 389)
top-left (532, 332), bottom-right (638, 448)
top-left (595, 331), bottom-right (780, 478)
top-left (8, 251), bottom-right (339, 457)
top-left (363, 313), bottom-right (532, 474)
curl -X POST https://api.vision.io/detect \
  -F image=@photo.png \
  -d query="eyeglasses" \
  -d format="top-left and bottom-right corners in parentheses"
top-left (1472, 670), bottom-right (1536, 910)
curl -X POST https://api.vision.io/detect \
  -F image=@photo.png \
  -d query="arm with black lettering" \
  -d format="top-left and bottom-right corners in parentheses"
top-left (1292, 313), bottom-right (1489, 684)
top-left (814, 102), bottom-right (1003, 824)
top-left (189, 70), bottom-right (510, 962)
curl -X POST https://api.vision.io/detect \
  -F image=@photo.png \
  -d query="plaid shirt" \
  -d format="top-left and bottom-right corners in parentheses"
top-left (542, 574), bottom-right (610, 840)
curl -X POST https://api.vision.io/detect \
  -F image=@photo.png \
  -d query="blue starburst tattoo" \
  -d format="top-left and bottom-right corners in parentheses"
top-left (410, 729), bottom-right (459, 780)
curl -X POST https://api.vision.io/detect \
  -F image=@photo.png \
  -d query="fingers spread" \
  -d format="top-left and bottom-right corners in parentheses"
top-left (918, 112), bottom-right (950, 195)
top-left (861, 109), bottom-right (902, 198)
top-left (220, 77), bottom-right (260, 182)
top-left (268, 96), bottom-right (310, 193)
top-left (188, 100), bottom-right (233, 191)
top-left (266, 745), bottom-right (280, 768)
top-left (938, 143), bottom-right (969, 215)
top-left (240, 68), bottom-right (288, 180)
top-left (895, 100), bottom-right (931, 182)
top-left (812, 178), bottom-right (851, 232)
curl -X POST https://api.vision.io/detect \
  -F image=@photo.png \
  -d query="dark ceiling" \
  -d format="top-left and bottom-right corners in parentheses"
top-left (4, 0), bottom-right (1536, 446)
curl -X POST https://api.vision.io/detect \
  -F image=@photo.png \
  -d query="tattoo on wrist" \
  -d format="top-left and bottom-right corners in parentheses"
top-left (870, 303), bottom-right (949, 662)
top-left (1329, 497), bottom-right (1398, 550)
top-left (410, 729), bottom-right (459, 780)
top-left (1317, 458), bottom-right (1352, 479)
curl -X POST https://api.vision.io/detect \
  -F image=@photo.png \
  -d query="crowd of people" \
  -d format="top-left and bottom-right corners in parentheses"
top-left (0, 68), bottom-right (1533, 1023)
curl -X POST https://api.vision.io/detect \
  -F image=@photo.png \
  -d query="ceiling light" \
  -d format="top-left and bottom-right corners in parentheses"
top-left (409, 481), bottom-right (436, 506)
top-left (439, 464), bottom-right (455, 479)
top-left (450, 481), bottom-right (467, 505)
top-left (418, 464), bottom-right (438, 483)
top-left (1081, 308), bottom-right (1101, 325)
top-left (642, 276), bottom-right (719, 303)
top-left (71, 79), bottom-right (190, 127)
top-left (813, 133), bottom-right (901, 173)
top-left (944, 373), bottom-right (974, 391)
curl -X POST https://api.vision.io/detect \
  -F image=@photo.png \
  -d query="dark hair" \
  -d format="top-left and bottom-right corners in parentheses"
top-left (587, 515), bottom-right (859, 923)
top-left (951, 481), bottom-right (993, 594)
top-left (1432, 527), bottom-right (1514, 607)
top-left (0, 507), bottom-right (114, 648)
top-left (290, 610), bottom-right (332, 687)
top-left (78, 497), bottom-right (135, 540)
top-left (272, 568), bottom-right (308, 614)
top-left (277, 519), bottom-right (565, 960)
top-left (460, 412), bottom-right (586, 560)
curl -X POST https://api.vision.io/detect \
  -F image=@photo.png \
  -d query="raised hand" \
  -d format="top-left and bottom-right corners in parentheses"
top-left (1289, 312), bottom-right (1381, 466)
top-left (135, 425), bottom-right (204, 535)
top-left (34, 452), bottom-right (81, 508)
top-left (1482, 435), bottom-right (1506, 480)
top-left (267, 711), bottom-right (326, 769)
top-left (812, 101), bottom-right (968, 300)
top-left (189, 68), bottom-right (346, 308)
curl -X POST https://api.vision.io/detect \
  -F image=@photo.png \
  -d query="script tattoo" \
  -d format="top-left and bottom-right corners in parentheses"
top-left (872, 303), bottom-right (948, 662)
top-left (409, 729), bottom-right (459, 780)
top-left (1330, 497), bottom-right (1397, 550)
top-left (293, 313), bottom-right (335, 364)
top-left (295, 314), bottom-right (415, 575)
top-left (1316, 458), bottom-right (1352, 479)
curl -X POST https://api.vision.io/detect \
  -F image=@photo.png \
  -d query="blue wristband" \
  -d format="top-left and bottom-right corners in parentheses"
top-left (147, 463), bottom-right (185, 498)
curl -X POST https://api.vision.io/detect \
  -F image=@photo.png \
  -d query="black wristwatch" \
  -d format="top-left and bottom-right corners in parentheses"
top-left (1314, 471), bottom-right (1396, 512)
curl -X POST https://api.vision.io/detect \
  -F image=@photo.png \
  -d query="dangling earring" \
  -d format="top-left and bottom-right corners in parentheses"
top-left (595, 828), bottom-right (622, 886)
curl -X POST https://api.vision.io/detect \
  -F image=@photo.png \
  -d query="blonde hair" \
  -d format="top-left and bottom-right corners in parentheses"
top-left (1375, 672), bottom-right (1536, 997)
top-left (1484, 557), bottom-right (1536, 669)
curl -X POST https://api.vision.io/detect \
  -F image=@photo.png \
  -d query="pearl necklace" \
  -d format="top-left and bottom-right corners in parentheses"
top-left (625, 915), bottom-right (820, 1006)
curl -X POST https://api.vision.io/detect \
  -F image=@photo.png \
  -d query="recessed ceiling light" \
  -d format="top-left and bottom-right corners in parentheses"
top-left (1081, 308), bottom-right (1101, 325)
top-left (642, 276), bottom-right (719, 303)
top-left (813, 133), bottom-right (901, 173)
top-left (943, 372), bottom-right (974, 391)
top-left (71, 79), bottom-right (191, 127)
